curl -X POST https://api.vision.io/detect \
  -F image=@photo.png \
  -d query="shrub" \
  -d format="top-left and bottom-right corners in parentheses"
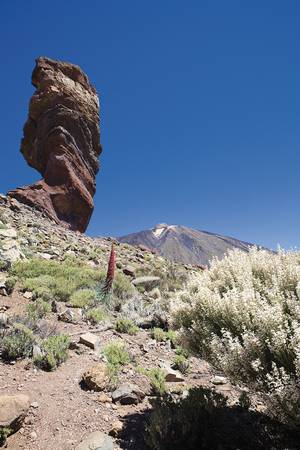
top-left (112, 272), bottom-right (135, 300)
top-left (69, 289), bottom-right (96, 308)
top-left (144, 387), bottom-right (283, 450)
top-left (34, 334), bottom-right (69, 371)
top-left (85, 307), bottom-right (106, 324)
top-left (0, 324), bottom-right (35, 361)
top-left (26, 300), bottom-right (51, 320)
top-left (152, 327), bottom-right (166, 342)
top-left (103, 341), bottom-right (130, 366)
top-left (116, 318), bottom-right (138, 335)
top-left (172, 354), bottom-right (189, 374)
top-left (0, 427), bottom-right (11, 446)
top-left (11, 258), bottom-right (103, 303)
top-left (143, 368), bottom-right (166, 396)
top-left (152, 328), bottom-right (177, 346)
top-left (174, 247), bottom-right (300, 428)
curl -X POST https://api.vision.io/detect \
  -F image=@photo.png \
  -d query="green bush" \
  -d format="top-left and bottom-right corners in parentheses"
top-left (152, 328), bottom-right (177, 346)
top-left (102, 341), bottom-right (130, 389)
top-left (34, 334), bottom-right (69, 371)
top-left (0, 427), bottom-right (11, 446)
top-left (69, 289), bottom-right (96, 308)
top-left (144, 368), bottom-right (166, 396)
top-left (172, 354), bottom-right (189, 374)
top-left (116, 318), bottom-right (138, 335)
top-left (103, 341), bottom-right (130, 366)
top-left (0, 324), bottom-right (35, 361)
top-left (112, 272), bottom-right (135, 299)
top-left (26, 300), bottom-right (51, 320)
top-left (144, 388), bottom-right (226, 449)
top-left (85, 307), bottom-right (106, 324)
top-left (11, 258), bottom-right (103, 303)
top-left (152, 327), bottom-right (166, 342)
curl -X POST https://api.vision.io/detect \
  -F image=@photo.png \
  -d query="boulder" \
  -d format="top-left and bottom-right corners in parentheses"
top-left (159, 362), bottom-right (185, 382)
top-left (132, 276), bottom-right (160, 290)
top-left (82, 363), bottom-right (108, 391)
top-left (79, 332), bottom-right (100, 350)
top-left (122, 265), bottom-right (136, 277)
top-left (111, 383), bottom-right (145, 405)
top-left (0, 394), bottom-right (30, 436)
top-left (8, 56), bottom-right (102, 233)
top-left (75, 431), bottom-right (114, 450)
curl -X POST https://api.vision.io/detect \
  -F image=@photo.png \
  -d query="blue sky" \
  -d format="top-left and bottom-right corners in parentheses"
top-left (0, 1), bottom-right (299, 249)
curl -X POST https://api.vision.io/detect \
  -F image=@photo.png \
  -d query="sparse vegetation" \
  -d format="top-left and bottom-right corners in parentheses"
top-left (11, 258), bottom-right (104, 303)
top-left (152, 327), bottom-right (177, 346)
top-left (103, 341), bottom-right (131, 366)
top-left (172, 354), bottom-right (189, 374)
top-left (116, 318), bottom-right (138, 335)
top-left (34, 334), bottom-right (69, 371)
top-left (103, 341), bottom-right (131, 389)
top-left (140, 367), bottom-right (166, 396)
top-left (26, 299), bottom-right (51, 320)
top-left (84, 307), bottom-right (107, 324)
top-left (69, 288), bottom-right (96, 308)
top-left (0, 323), bottom-right (35, 361)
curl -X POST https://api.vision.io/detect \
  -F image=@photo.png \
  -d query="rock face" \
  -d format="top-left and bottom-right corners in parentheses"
top-left (8, 57), bottom-right (101, 232)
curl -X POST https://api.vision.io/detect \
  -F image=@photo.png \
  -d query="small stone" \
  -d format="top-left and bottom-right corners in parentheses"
top-left (82, 363), bottom-right (108, 391)
top-left (23, 291), bottom-right (33, 299)
top-left (109, 420), bottom-right (123, 437)
top-left (111, 383), bottom-right (145, 405)
top-left (159, 362), bottom-right (185, 382)
top-left (98, 393), bottom-right (111, 403)
top-left (211, 375), bottom-right (227, 385)
top-left (132, 276), bottom-right (160, 290)
top-left (79, 332), bottom-right (100, 350)
top-left (30, 402), bottom-right (39, 409)
top-left (30, 431), bottom-right (37, 440)
top-left (123, 266), bottom-right (136, 277)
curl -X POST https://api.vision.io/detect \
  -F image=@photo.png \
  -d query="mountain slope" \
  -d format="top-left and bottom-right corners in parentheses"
top-left (118, 223), bottom-right (253, 266)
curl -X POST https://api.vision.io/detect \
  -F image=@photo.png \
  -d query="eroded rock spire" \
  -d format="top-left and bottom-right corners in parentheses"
top-left (8, 56), bottom-right (101, 232)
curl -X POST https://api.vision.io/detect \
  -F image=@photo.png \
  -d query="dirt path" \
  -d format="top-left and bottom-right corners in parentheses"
top-left (1, 322), bottom-right (240, 450)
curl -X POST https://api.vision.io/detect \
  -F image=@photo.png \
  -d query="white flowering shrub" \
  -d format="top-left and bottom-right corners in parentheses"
top-left (174, 247), bottom-right (300, 428)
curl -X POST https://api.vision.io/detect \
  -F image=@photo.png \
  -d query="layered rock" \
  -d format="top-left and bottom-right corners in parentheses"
top-left (8, 57), bottom-right (101, 232)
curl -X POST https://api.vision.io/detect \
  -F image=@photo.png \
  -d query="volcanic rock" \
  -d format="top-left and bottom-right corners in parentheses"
top-left (8, 57), bottom-right (101, 232)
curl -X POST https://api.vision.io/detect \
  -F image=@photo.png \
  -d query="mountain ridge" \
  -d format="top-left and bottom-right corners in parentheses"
top-left (118, 223), bottom-right (254, 266)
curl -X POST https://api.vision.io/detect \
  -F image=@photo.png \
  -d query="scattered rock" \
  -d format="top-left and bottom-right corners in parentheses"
top-left (109, 419), bottom-right (123, 437)
top-left (211, 375), bottom-right (227, 385)
top-left (58, 308), bottom-right (82, 324)
top-left (75, 431), bottom-right (114, 450)
top-left (0, 312), bottom-right (9, 327)
top-left (23, 291), bottom-right (33, 299)
top-left (82, 363), bottom-right (108, 391)
top-left (111, 383), bottom-right (145, 405)
top-left (123, 265), bottom-right (136, 277)
top-left (0, 228), bottom-right (17, 238)
top-left (30, 402), bottom-right (39, 409)
top-left (79, 332), bottom-right (100, 350)
top-left (98, 393), bottom-right (112, 403)
top-left (159, 362), bottom-right (185, 382)
top-left (132, 276), bottom-right (160, 290)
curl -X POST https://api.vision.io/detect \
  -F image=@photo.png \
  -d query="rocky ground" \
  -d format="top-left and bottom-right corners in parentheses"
top-left (0, 195), bottom-right (297, 450)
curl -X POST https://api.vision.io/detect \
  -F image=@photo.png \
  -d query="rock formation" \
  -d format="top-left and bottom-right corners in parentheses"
top-left (8, 57), bottom-right (101, 232)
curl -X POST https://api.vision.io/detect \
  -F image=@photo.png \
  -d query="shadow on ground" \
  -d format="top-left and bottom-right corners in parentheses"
top-left (118, 388), bottom-right (300, 450)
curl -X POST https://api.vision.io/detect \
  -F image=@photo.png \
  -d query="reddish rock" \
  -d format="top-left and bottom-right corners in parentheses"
top-left (8, 57), bottom-right (101, 232)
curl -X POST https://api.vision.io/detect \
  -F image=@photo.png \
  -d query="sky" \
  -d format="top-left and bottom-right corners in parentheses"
top-left (0, 1), bottom-right (300, 250)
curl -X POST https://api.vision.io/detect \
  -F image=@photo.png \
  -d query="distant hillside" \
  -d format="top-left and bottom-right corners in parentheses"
top-left (118, 223), bottom-right (254, 266)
